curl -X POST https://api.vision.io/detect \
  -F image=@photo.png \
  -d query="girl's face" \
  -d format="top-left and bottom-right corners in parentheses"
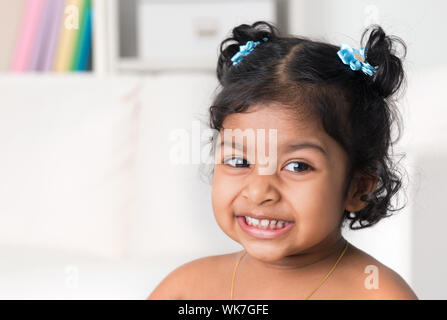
top-left (211, 104), bottom-right (351, 264)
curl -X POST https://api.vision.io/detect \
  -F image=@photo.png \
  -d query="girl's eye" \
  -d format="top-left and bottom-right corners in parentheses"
top-left (223, 157), bottom-right (250, 168)
top-left (283, 161), bottom-right (312, 173)
top-left (224, 158), bottom-right (312, 173)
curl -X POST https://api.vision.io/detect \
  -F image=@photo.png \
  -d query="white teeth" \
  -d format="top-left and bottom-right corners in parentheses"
top-left (244, 216), bottom-right (291, 229)
top-left (260, 219), bottom-right (269, 228)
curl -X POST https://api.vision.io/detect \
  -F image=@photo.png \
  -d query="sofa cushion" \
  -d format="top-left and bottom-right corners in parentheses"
top-left (0, 74), bottom-right (143, 259)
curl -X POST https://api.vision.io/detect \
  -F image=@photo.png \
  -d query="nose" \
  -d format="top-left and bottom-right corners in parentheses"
top-left (241, 172), bottom-right (280, 206)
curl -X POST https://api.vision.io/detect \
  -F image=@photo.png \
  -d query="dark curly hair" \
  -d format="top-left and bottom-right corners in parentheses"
top-left (206, 20), bottom-right (408, 230)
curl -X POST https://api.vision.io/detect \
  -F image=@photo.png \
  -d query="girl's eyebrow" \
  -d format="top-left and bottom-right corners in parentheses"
top-left (220, 140), bottom-right (328, 157)
top-left (284, 142), bottom-right (328, 157)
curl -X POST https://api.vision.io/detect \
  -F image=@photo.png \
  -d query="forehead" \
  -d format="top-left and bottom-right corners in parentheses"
top-left (221, 104), bottom-right (327, 145)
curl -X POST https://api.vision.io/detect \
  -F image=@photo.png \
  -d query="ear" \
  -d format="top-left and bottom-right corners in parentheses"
top-left (345, 172), bottom-right (379, 212)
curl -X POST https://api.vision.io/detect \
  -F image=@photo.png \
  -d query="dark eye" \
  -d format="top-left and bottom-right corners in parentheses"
top-left (223, 157), bottom-right (250, 168)
top-left (283, 161), bottom-right (312, 173)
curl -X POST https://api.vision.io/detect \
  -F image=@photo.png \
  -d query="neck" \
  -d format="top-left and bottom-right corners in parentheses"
top-left (244, 232), bottom-right (347, 272)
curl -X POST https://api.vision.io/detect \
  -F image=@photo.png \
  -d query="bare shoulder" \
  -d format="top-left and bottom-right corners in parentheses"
top-left (146, 251), bottom-right (243, 300)
top-left (336, 242), bottom-right (419, 300)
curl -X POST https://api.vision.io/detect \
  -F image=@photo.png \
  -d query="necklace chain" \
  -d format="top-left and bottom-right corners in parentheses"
top-left (230, 240), bottom-right (349, 300)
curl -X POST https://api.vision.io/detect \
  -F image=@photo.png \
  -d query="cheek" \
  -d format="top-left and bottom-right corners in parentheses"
top-left (288, 172), bottom-right (345, 238)
top-left (211, 167), bottom-right (245, 243)
top-left (211, 167), bottom-right (239, 223)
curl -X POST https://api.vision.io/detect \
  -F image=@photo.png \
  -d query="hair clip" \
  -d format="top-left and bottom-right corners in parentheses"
top-left (337, 44), bottom-right (376, 76)
top-left (231, 37), bottom-right (269, 66)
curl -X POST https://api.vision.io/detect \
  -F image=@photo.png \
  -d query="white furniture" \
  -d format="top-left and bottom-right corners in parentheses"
top-left (135, 0), bottom-right (276, 71)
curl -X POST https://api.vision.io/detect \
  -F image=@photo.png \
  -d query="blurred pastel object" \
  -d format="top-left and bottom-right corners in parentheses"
top-left (11, 0), bottom-right (46, 72)
top-left (28, 0), bottom-right (51, 71)
top-left (0, 0), bottom-right (25, 71)
top-left (71, 0), bottom-right (91, 71)
top-left (41, 0), bottom-right (65, 71)
top-left (54, 0), bottom-right (83, 72)
top-left (77, 1), bottom-right (92, 71)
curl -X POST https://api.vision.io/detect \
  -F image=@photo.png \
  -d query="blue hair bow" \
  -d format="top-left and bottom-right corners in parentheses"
top-left (231, 37), bottom-right (269, 66)
top-left (337, 44), bottom-right (376, 76)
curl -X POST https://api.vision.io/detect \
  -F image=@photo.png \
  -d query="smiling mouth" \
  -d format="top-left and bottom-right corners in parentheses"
top-left (235, 216), bottom-right (295, 239)
top-left (236, 215), bottom-right (293, 229)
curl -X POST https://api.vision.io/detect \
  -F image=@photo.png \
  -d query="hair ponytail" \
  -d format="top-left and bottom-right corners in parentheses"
top-left (217, 21), bottom-right (281, 85)
top-left (361, 25), bottom-right (407, 99)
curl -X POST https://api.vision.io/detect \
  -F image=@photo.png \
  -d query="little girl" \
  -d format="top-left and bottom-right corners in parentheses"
top-left (148, 21), bottom-right (418, 300)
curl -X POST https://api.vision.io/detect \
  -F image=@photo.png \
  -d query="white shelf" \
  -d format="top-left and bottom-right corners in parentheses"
top-left (115, 57), bottom-right (216, 73)
top-left (92, 0), bottom-right (119, 75)
top-left (94, 0), bottom-right (277, 74)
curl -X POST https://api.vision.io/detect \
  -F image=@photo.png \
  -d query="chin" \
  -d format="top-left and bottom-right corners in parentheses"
top-left (243, 242), bottom-right (289, 262)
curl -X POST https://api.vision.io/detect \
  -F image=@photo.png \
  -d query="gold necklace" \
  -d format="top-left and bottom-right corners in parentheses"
top-left (230, 240), bottom-right (349, 300)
